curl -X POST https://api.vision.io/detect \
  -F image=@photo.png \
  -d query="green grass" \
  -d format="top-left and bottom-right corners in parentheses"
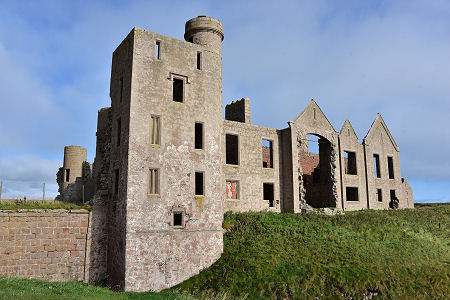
top-left (174, 203), bottom-right (450, 299)
top-left (0, 277), bottom-right (192, 300)
top-left (0, 199), bottom-right (90, 210)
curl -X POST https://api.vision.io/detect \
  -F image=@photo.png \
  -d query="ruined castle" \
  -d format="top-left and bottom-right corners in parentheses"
top-left (56, 16), bottom-right (414, 291)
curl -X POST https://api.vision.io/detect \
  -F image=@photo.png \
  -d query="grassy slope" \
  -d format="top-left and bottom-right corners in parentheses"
top-left (174, 203), bottom-right (449, 299)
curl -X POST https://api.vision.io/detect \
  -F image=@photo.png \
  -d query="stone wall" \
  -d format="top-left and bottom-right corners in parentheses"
top-left (0, 208), bottom-right (106, 284)
top-left (0, 210), bottom-right (88, 281)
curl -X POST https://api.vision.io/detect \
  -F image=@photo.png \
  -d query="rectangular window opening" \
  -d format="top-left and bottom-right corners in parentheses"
top-left (226, 180), bottom-right (239, 199)
top-left (390, 189), bottom-right (396, 201)
top-left (149, 168), bottom-right (159, 195)
top-left (373, 154), bottom-right (381, 178)
top-left (155, 41), bottom-right (160, 59)
top-left (313, 167), bottom-right (320, 183)
top-left (114, 169), bottom-right (119, 195)
top-left (387, 156), bottom-right (395, 179)
top-left (263, 183), bottom-right (274, 207)
top-left (226, 134), bottom-right (239, 165)
top-left (119, 77), bottom-right (123, 103)
top-left (173, 78), bottom-right (183, 102)
top-left (346, 187), bottom-right (359, 201)
top-left (344, 151), bottom-right (357, 175)
top-left (377, 189), bottom-right (383, 202)
top-left (116, 118), bottom-right (121, 147)
top-left (173, 212), bottom-right (183, 227)
top-left (196, 52), bottom-right (201, 70)
top-left (195, 172), bottom-right (204, 196)
top-left (262, 139), bottom-right (273, 168)
top-left (150, 115), bottom-right (160, 145)
top-left (195, 122), bottom-right (203, 149)
top-left (65, 169), bottom-right (70, 182)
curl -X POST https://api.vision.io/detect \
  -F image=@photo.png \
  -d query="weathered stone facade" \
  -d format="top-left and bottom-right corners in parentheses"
top-left (56, 15), bottom-right (414, 291)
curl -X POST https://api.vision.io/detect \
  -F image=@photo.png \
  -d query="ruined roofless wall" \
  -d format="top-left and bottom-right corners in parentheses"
top-left (225, 97), bottom-right (251, 123)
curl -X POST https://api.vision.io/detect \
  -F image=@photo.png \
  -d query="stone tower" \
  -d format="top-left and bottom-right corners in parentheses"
top-left (106, 16), bottom-right (225, 291)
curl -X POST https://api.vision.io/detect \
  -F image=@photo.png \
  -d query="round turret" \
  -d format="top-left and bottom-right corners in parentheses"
top-left (62, 145), bottom-right (87, 186)
top-left (184, 15), bottom-right (224, 54)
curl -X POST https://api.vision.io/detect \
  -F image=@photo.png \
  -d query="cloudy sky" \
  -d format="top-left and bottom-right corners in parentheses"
top-left (0, 0), bottom-right (449, 202)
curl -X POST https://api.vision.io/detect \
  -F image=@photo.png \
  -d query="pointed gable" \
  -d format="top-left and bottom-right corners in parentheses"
top-left (364, 113), bottom-right (399, 151)
top-left (292, 99), bottom-right (336, 133)
top-left (339, 119), bottom-right (359, 142)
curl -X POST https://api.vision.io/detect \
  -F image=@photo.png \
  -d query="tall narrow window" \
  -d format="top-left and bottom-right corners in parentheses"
top-left (387, 156), bottom-right (394, 179)
top-left (226, 134), bottom-right (239, 165)
top-left (313, 108), bottom-right (316, 120)
top-left (263, 183), bottom-right (274, 207)
top-left (262, 139), bottom-right (273, 168)
top-left (196, 52), bottom-right (201, 70)
top-left (117, 118), bottom-right (121, 147)
top-left (346, 187), bottom-right (359, 201)
top-left (173, 78), bottom-right (183, 102)
top-left (377, 189), bottom-right (383, 202)
top-left (65, 169), bottom-right (70, 182)
top-left (195, 122), bottom-right (203, 149)
top-left (155, 41), bottom-right (160, 59)
top-left (373, 154), bottom-right (381, 178)
top-left (150, 115), bottom-right (160, 145)
top-left (114, 169), bottom-right (119, 195)
top-left (119, 77), bottom-right (123, 103)
top-left (344, 151), bottom-right (357, 175)
top-left (149, 168), bottom-right (159, 195)
top-left (226, 180), bottom-right (239, 199)
top-left (195, 172), bottom-right (204, 196)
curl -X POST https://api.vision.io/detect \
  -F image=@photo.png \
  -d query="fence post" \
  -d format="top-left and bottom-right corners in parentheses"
top-left (0, 181), bottom-right (2, 200)
top-left (43, 183), bottom-right (46, 201)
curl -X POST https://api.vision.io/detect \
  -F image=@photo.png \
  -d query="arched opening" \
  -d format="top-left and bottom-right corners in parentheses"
top-left (300, 133), bottom-right (335, 208)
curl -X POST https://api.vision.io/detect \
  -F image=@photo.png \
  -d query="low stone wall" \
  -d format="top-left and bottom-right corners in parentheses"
top-left (0, 209), bottom-right (105, 283)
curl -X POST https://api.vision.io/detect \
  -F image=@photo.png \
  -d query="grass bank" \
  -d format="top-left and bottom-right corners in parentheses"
top-left (174, 203), bottom-right (449, 299)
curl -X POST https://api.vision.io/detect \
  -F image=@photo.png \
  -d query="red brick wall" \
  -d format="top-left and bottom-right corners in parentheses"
top-left (300, 152), bottom-right (320, 178)
top-left (0, 209), bottom-right (90, 282)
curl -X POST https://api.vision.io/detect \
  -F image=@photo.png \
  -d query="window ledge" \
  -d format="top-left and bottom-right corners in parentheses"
top-left (226, 164), bottom-right (239, 168)
top-left (225, 198), bottom-right (239, 202)
top-left (345, 174), bottom-right (358, 176)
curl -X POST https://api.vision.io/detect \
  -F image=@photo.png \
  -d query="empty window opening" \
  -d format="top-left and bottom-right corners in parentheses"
top-left (155, 41), bottom-right (160, 59)
top-left (387, 156), bottom-right (395, 179)
top-left (114, 169), bottom-right (119, 195)
top-left (119, 77), bottom-right (123, 103)
top-left (263, 183), bottom-right (274, 207)
top-left (226, 180), bottom-right (239, 199)
top-left (226, 134), bottom-right (239, 165)
top-left (300, 134), bottom-right (335, 208)
top-left (173, 212), bottom-right (183, 227)
top-left (377, 189), bottom-right (383, 202)
top-left (195, 122), bottom-right (203, 149)
top-left (196, 52), bottom-right (201, 70)
top-left (116, 118), bottom-right (121, 147)
top-left (65, 169), bottom-right (70, 182)
top-left (262, 139), bottom-right (273, 168)
top-left (344, 151), bottom-right (357, 175)
top-left (389, 189), bottom-right (399, 208)
top-left (195, 172), bottom-right (204, 196)
top-left (173, 78), bottom-right (183, 102)
top-left (313, 108), bottom-right (316, 120)
top-left (373, 154), bottom-right (381, 178)
top-left (390, 190), bottom-right (396, 201)
top-left (149, 168), bottom-right (159, 195)
top-left (346, 187), bottom-right (359, 201)
top-left (150, 115), bottom-right (160, 145)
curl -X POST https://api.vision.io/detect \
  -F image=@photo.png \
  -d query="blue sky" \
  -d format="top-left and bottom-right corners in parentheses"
top-left (0, 0), bottom-right (449, 202)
